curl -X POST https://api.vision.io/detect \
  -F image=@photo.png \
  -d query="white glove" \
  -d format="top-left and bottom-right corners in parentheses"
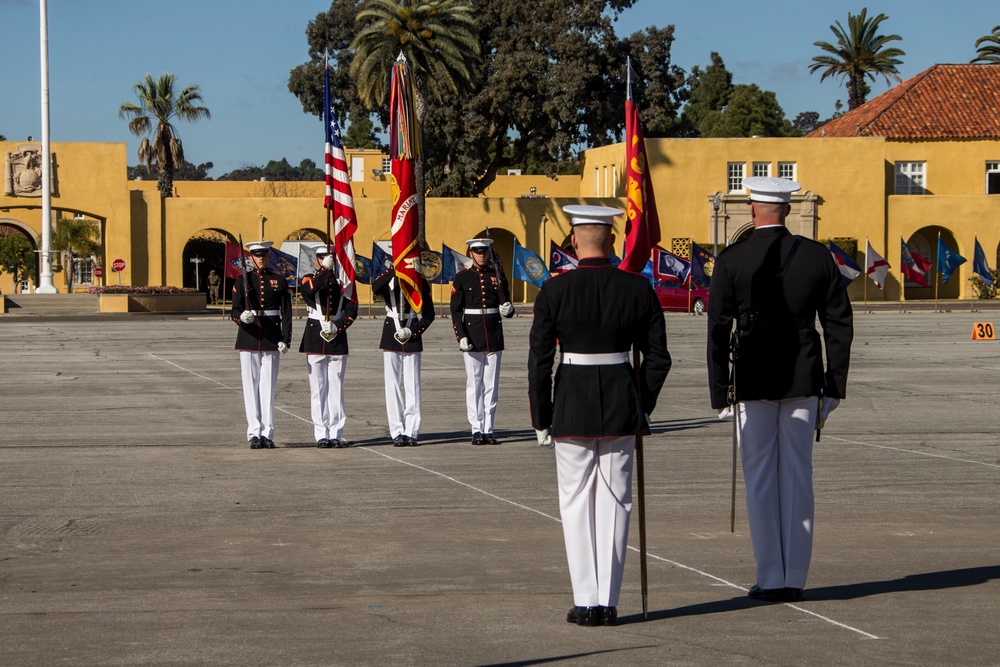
top-left (239, 310), bottom-right (256, 324)
top-left (320, 319), bottom-right (337, 341)
top-left (321, 254), bottom-right (335, 269)
top-left (383, 258), bottom-right (394, 270)
top-left (820, 397), bottom-right (840, 423)
top-left (394, 327), bottom-right (412, 344)
top-left (535, 429), bottom-right (553, 448)
top-left (277, 342), bottom-right (288, 354)
top-left (459, 337), bottom-right (472, 351)
top-left (717, 406), bottom-right (734, 422)
top-left (499, 302), bottom-right (514, 317)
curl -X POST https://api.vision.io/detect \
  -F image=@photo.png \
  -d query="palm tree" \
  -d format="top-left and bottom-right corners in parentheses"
top-left (809, 9), bottom-right (905, 110)
top-left (349, 0), bottom-right (481, 240)
top-left (52, 218), bottom-right (101, 293)
top-left (118, 73), bottom-right (211, 199)
top-left (972, 25), bottom-right (1000, 64)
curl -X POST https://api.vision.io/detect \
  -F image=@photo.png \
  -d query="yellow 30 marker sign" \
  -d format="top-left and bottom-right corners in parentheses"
top-left (971, 322), bottom-right (996, 340)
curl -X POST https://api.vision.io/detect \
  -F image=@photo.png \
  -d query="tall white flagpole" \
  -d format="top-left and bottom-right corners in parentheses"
top-left (36, 0), bottom-right (57, 293)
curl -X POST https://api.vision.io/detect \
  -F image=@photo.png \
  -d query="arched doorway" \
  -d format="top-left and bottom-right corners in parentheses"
top-left (907, 226), bottom-right (962, 299)
top-left (182, 229), bottom-right (233, 303)
top-left (0, 221), bottom-right (39, 293)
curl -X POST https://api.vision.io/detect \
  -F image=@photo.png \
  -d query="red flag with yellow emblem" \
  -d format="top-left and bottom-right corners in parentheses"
top-left (621, 65), bottom-right (662, 274)
top-left (388, 54), bottom-right (424, 311)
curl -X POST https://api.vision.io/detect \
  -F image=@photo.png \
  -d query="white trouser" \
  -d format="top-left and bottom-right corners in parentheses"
top-left (383, 351), bottom-right (422, 439)
top-left (239, 350), bottom-right (280, 440)
top-left (554, 436), bottom-right (635, 608)
top-left (306, 354), bottom-right (348, 441)
top-left (463, 350), bottom-right (502, 435)
top-left (738, 397), bottom-right (817, 590)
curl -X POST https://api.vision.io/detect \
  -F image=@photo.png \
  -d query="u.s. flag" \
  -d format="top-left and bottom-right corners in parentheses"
top-left (324, 67), bottom-right (357, 301)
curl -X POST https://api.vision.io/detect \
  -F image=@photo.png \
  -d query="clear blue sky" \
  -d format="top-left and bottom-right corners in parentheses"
top-left (3, 0), bottom-right (995, 177)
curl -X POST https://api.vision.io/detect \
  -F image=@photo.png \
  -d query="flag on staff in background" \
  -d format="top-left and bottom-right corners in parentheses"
top-left (655, 246), bottom-right (691, 283)
top-left (388, 54), bottom-right (424, 311)
top-left (973, 237), bottom-right (993, 285)
top-left (441, 243), bottom-right (474, 283)
top-left (324, 67), bottom-right (358, 302)
top-left (550, 240), bottom-right (578, 273)
top-left (620, 59), bottom-right (662, 273)
top-left (372, 241), bottom-right (392, 276)
top-left (609, 250), bottom-right (622, 269)
top-left (297, 243), bottom-right (322, 283)
top-left (223, 242), bottom-right (249, 280)
top-left (419, 246), bottom-right (445, 284)
top-left (900, 240), bottom-right (931, 287)
top-left (690, 242), bottom-right (714, 285)
top-left (641, 259), bottom-right (656, 285)
top-left (353, 254), bottom-right (373, 285)
top-left (936, 233), bottom-right (966, 284)
top-left (829, 241), bottom-right (862, 286)
top-left (268, 246), bottom-right (298, 287)
top-left (512, 243), bottom-right (551, 287)
top-left (865, 238), bottom-right (889, 289)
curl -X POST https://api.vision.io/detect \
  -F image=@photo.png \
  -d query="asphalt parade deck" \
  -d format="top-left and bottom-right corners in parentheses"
top-left (1, 309), bottom-right (998, 666)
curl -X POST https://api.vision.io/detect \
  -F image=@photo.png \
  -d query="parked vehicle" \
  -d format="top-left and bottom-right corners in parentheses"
top-left (654, 275), bottom-right (709, 313)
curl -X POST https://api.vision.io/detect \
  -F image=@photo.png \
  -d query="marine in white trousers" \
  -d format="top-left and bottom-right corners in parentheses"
top-left (383, 351), bottom-right (422, 440)
top-left (554, 435), bottom-right (635, 608)
top-left (307, 354), bottom-right (348, 441)
top-left (738, 396), bottom-right (817, 590)
top-left (463, 351), bottom-right (502, 435)
top-left (240, 350), bottom-right (280, 440)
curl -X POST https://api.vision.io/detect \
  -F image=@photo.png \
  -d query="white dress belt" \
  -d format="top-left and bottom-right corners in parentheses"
top-left (255, 309), bottom-right (281, 317)
top-left (385, 307), bottom-right (416, 321)
top-left (560, 351), bottom-right (630, 366)
top-left (464, 308), bottom-right (500, 315)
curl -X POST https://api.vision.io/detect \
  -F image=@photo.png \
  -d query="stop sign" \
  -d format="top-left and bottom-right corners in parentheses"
top-left (94, 267), bottom-right (103, 278)
top-left (111, 258), bottom-right (126, 272)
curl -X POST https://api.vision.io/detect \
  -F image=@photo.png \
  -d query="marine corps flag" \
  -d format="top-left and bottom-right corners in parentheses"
top-left (621, 59), bottom-right (662, 274)
top-left (388, 53), bottom-right (424, 312)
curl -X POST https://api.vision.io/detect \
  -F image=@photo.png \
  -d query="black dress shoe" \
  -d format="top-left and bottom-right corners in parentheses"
top-left (566, 606), bottom-right (579, 623)
top-left (485, 433), bottom-right (499, 445)
top-left (332, 439), bottom-right (348, 448)
top-left (261, 437), bottom-right (275, 449)
top-left (406, 436), bottom-right (419, 446)
top-left (317, 439), bottom-right (332, 448)
top-left (600, 606), bottom-right (618, 626)
top-left (782, 587), bottom-right (804, 602)
top-left (471, 432), bottom-right (484, 445)
top-left (249, 436), bottom-right (260, 450)
top-left (748, 584), bottom-right (788, 602)
top-left (393, 435), bottom-right (406, 447)
top-left (573, 606), bottom-right (602, 627)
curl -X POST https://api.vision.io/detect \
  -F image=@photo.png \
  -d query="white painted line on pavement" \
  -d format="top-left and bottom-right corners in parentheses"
top-left (826, 435), bottom-right (1000, 469)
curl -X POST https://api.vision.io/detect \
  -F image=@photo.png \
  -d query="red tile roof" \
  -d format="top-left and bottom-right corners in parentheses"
top-left (806, 64), bottom-right (1000, 139)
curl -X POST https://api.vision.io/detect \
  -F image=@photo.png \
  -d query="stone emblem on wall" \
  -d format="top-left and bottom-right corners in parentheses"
top-left (4, 144), bottom-right (58, 197)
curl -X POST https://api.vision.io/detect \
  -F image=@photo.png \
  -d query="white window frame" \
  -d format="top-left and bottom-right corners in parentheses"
top-left (72, 256), bottom-right (95, 286)
top-left (895, 161), bottom-right (926, 195)
top-left (727, 162), bottom-right (745, 194)
top-left (986, 161), bottom-right (1000, 194)
top-left (778, 162), bottom-right (797, 181)
top-left (381, 157), bottom-right (391, 173)
top-left (752, 162), bottom-right (771, 178)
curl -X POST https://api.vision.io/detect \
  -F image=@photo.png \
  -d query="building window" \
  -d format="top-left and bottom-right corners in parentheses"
top-left (778, 162), bottom-right (796, 180)
top-left (727, 163), bottom-right (745, 194)
top-left (895, 162), bottom-right (926, 195)
top-left (73, 257), bottom-right (95, 285)
top-left (987, 161), bottom-right (1000, 194)
top-left (752, 162), bottom-right (770, 178)
top-left (381, 157), bottom-right (391, 173)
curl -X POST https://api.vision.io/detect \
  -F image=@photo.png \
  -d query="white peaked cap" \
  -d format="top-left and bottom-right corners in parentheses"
top-left (466, 238), bottom-right (494, 249)
top-left (245, 240), bottom-right (274, 252)
top-left (743, 176), bottom-right (802, 203)
top-left (562, 205), bottom-right (624, 227)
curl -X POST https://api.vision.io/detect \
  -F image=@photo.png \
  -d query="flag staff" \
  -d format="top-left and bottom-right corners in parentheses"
top-left (934, 231), bottom-right (940, 313)
top-left (864, 237), bottom-right (869, 314)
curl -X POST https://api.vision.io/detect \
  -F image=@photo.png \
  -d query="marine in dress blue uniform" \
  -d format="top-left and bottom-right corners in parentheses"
top-left (231, 241), bottom-right (292, 449)
top-left (299, 247), bottom-right (358, 448)
top-left (528, 205), bottom-right (671, 626)
top-left (707, 177), bottom-right (853, 602)
top-left (450, 238), bottom-right (514, 445)
top-left (371, 257), bottom-right (435, 446)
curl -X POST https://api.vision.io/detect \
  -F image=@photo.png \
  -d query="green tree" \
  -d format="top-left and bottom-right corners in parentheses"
top-left (350, 0), bottom-right (482, 240)
top-left (128, 160), bottom-right (213, 181)
top-left (682, 52), bottom-right (733, 137)
top-left (701, 84), bottom-right (798, 138)
top-left (793, 111), bottom-right (822, 134)
top-left (52, 218), bottom-right (101, 293)
top-left (0, 233), bottom-right (36, 293)
top-left (972, 25), bottom-right (1000, 64)
top-left (0, 133), bottom-right (6, 141)
top-left (119, 73), bottom-right (211, 199)
top-left (809, 9), bottom-right (905, 110)
top-left (217, 158), bottom-right (323, 181)
top-left (344, 112), bottom-right (385, 150)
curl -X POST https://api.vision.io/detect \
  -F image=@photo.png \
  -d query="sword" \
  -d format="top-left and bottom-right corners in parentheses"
top-left (728, 326), bottom-right (740, 533)
top-left (237, 233), bottom-right (250, 314)
top-left (632, 345), bottom-right (649, 620)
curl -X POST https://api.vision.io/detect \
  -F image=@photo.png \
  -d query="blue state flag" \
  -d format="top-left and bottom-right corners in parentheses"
top-left (973, 237), bottom-right (993, 285)
top-left (608, 250), bottom-right (622, 269)
top-left (656, 247), bottom-right (691, 283)
top-left (512, 243), bottom-right (551, 287)
top-left (829, 241), bottom-right (862, 286)
top-left (691, 242), bottom-right (715, 285)
top-left (420, 246), bottom-right (445, 284)
top-left (441, 243), bottom-right (474, 282)
top-left (936, 235), bottom-right (966, 284)
top-left (268, 246), bottom-right (298, 287)
top-left (372, 241), bottom-right (392, 277)
top-left (353, 254), bottom-right (373, 285)
top-left (641, 259), bottom-right (655, 285)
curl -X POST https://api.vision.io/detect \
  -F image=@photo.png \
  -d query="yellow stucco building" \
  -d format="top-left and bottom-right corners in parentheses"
top-left (3, 63), bottom-right (999, 302)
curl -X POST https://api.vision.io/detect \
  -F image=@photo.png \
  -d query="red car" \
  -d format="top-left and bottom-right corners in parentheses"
top-left (655, 275), bottom-right (710, 313)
